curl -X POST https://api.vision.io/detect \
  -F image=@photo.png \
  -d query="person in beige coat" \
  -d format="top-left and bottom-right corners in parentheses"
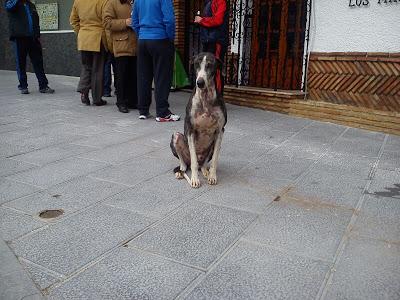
top-left (103, 0), bottom-right (137, 113)
top-left (70, 0), bottom-right (108, 106)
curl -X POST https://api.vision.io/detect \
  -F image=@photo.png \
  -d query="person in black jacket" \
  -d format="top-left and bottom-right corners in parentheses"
top-left (5, 0), bottom-right (54, 94)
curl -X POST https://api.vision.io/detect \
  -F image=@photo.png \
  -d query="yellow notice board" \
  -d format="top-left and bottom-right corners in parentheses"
top-left (36, 3), bottom-right (59, 30)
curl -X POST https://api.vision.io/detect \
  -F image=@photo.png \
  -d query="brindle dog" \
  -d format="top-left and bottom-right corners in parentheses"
top-left (170, 52), bottom-right (227, 188)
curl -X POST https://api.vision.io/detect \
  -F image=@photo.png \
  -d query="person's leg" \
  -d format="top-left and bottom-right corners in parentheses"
top-left (91, 46), bottom-right (106, 105)
top-left (111, 55), bottom-right (117, 93)
top-left (114, 56), bottom-right (128, 108)
top-left (77, 51), bottom-right (92, 93)
top-left (137, 40), bottom-right (153, 116)
top-left (103, 52), bottom-right (112, 96)
top-left (27, 38), bottom-right (49, 90)
top-left (126, 56), bottom-right (138, 109)
top-left (12, 38), bottom-right (28, 91)
top-left (150, 39), bottom-right (174, 118)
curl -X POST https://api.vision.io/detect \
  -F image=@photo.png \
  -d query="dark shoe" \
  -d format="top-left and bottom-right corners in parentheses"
top-left (39, 86), bottom-right (55, 94)
top-left (127, 105), bottom-right (137, 109)
top-left (94, 99), bottom-right (107, 106)
top-left (117, 105), bottom-right (129, 113)
top-left (139, 113), bottom-right (152, 120)
top-left (21, 88), bottom-right (29, 94)
top-left (81, 93), bottom-right (90, 106)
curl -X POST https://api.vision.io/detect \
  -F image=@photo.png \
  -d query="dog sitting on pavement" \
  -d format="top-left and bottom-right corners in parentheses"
top-left (170, 52), bottom-right (227, 188)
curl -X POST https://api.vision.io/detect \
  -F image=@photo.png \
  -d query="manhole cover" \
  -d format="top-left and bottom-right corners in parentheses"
top-left (38, 209), bottom-right (64, 219)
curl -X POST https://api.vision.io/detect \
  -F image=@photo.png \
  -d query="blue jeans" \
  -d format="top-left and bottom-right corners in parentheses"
top-left (103, 53), bottom-right (116, 95)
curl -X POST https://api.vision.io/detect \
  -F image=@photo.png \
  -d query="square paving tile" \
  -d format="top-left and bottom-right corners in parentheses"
top-left (325, 237), bottom-right (400, 300)
top-left (21, 260), bottom-right (62, 290)
top-left (6, 157), bottom-right (109, 188)
top-left (288, 168), bottom-right (368, 208)
top-left (73, 131), bottom-right (138, 148)
top-left (7, 176), bottom-right (127, 217)
top-left (78, 140), bottom-right (156, 164)
top-left (48, 247), bottom-right (202, 300)
top-left (105, 173), bottom-right (204, 218)
top-left (195, 179), bottom-right (275, 214)
top-left (0, 179), bottom-right (41, 205)
top-left (244, 197), bottom-right (353, 261)
top-left (11, 144), bottom-right (96, 166)
top-left (0, 207), bottom-right (45, 241)
top-left (90, 156), bottom-right (175, 187)
top-left (0, 158), bottom-right (37, 178)
top-left (11, 205), bottom-right (155, 274)
top-left (129, 201), bottom-right (257, 269)
top-left (186, 241), bottom-right (330, 300)
top-left (353, 194), bottom-right (400, 242)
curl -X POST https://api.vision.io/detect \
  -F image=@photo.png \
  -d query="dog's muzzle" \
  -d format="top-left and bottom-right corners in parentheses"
top-left (196, 77), bottom-right (205, 89)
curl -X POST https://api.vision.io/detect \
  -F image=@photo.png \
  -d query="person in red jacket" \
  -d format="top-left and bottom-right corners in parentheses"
top-left (194, 0), bottom-right (229, 95)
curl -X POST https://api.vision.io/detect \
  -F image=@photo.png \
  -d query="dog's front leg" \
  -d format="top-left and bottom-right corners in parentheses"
top-left (188, 134), bottom-right (200, 188)
top-left (208, 131), bottom-right (224, 185)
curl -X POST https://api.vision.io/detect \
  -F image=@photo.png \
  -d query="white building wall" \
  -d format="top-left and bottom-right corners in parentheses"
top-left (309, 0), bottom-right (400, 53)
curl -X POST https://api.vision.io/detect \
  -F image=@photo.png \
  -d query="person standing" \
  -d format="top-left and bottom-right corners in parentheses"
top-left (194, 0), bottom-right (229, 95)
top-left (70, 0), bottom-right (108, 106)
top-left (132, 0), bottom-right (180, 122)
top-left (5, 0), bottom-right (55, 95)
top-left (103, 0), bottom-right (138, 113)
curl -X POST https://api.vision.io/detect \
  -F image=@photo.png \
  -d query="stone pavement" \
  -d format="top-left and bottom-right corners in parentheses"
top-left (0, 70), bottom-right (399, 300)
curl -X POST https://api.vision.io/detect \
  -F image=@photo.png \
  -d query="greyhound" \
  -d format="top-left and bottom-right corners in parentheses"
top-left (170, 52), bottom-right (227, 188)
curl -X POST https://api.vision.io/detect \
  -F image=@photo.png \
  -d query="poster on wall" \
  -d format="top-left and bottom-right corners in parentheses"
top-left (36, 3), bottom-right (59, 30)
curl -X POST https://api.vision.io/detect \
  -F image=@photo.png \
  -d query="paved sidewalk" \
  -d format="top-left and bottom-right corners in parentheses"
top-left (0, 70), bottom-right (399, 299)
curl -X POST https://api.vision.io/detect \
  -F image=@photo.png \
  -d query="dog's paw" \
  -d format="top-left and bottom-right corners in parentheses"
top-left (175, 171), bottom-right (184, 179)
top-left (190, 176), bottom-right (201, 188)
top-left (208, 174), bottom-right (217, 185)
top-left (201, 167), bottom-right (209, 178)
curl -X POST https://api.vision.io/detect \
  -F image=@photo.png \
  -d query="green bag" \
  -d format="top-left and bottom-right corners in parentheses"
top-left (172, 50), bottom-right (190, 90)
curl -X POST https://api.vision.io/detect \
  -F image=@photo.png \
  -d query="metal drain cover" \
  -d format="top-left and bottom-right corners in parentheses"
top-left (39, 209), bottom-right (64, 219)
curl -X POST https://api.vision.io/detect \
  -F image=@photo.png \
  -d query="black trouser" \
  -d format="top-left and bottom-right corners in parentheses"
top-left (77, 45), bottom-right (106, 104)
top-left (115, 56), bottom-right (138, 108)
top-left (203, 42), bottom-right (226, 95)
top-left (12, 37), bottom-right (49, 90)
top-left (137, 39), bottom-right (174, 118)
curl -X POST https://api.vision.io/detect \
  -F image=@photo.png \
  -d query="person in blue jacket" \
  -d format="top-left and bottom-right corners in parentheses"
top-left (5, 0), bottom-right (54, 94)
top-left (132, 0), bottom-right (180, 122)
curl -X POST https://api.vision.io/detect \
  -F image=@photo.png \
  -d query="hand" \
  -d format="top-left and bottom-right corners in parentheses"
top-left (125, 18), bottom-right (131, 27)
top-left (194, 16), bottom-right (203, 23)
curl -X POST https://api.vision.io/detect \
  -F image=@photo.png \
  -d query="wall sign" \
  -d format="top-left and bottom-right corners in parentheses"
top-left (36, 3), bottom-right (59, 30)
top-left (349, 0), bottom-right (399, 7)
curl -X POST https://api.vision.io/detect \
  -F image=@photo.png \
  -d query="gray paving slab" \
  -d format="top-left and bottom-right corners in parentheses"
top-left (290, 122), bottom-right (346, 145)
top-left (21, 260), bottom-right (62, 290)
top-left (0, 178), bottom-right (42, 205)
top-left (89, 155), bottom-right (175, 187)
top-left (0, 142), bottom-right (37, 158)
top-left (105, 173), bottom-right (204, 218)
top-left (353, 194), bottom-right (400, 242)
top-left (6, 176), bottom-right (127, 217)
top-left (48, 247), bottom-right (202, 300)
top-left (288, 168), bottom-right (368, 208)
top-left (368, 168), bottom-right (400, 197)
top-left (186, 240), bottom-right (330, 300)
top-left (195, 179), bottom-right (276, 214)
top-left (268, 115), bottom-right (313, 132)
top-left (10, 143), bottom-right (97, 166)
top-left (378, 150), bottom-right (400, 171)
top-left (78, 140), bottom-right (157, 164)
top-left (0, 239), bottom-right (42, 300)
top-left (6, 157), bottom-right (109, 189)
top-left (244, 197), bottom-right (353, 261)
top-left (129, 201), bottom-right (257, 269)
top-left (342, 127), bottom-right (386, 142)
top-left (221, 136), bottom-right (275, 161)
top-left (0, 158), bottom-right (37, 178)
top-left (0, 207), bottom-right (45, 241)
top-left (73, 131), bottom-right (138, 148)
top-left (325, 236), bottom-right (400, 300)
top-left (245, 129), bottom-right (295, 146)
top-left (330, 135), bottom-right (384, 157)
top-left (272, 140), bottom-right (329, 160)
top-left (385, 134), bottom-right (400, 152)
top-left (11, 205), bottom-right (155, 275)
top-left (239, 154), bottom-right (314, 192)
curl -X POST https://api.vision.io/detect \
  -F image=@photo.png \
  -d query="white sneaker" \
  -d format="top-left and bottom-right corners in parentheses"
top-left (155, 114), bottom-right (181, 122)
top-left (139, 114), bottom-right (152, 120)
